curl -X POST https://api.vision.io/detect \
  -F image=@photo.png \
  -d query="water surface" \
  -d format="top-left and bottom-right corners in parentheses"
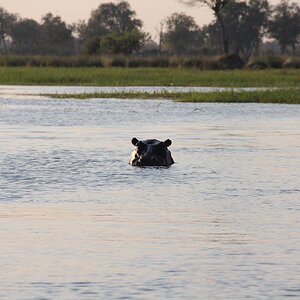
top-left (0, 94), bottom-right (299, 299)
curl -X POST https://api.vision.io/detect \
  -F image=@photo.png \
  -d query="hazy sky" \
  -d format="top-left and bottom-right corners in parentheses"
top-left (0, 0), bottom-right (298, 39)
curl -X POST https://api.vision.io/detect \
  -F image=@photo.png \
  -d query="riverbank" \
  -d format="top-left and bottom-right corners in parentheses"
top-left (49, 88), bottom-right (300, 104)
top-left (0, 67), bottom-right (299, 87)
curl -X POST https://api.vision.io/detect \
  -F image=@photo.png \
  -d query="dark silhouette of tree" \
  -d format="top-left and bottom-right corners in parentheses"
top-left (204, 0), bottom-right (269, 59)
top-left (84, 37), bottom-right (101, 55)
top-left (39, 13), bottom-right (74, 55)
top-left (100, 29), bottom-right (147, 55)
top-left (0, 7), bottom-right (17, 53)
top-left (155, 19), bottom-right (166, 54)
top-left (269, 0), bottom-right (300, 53)
top-left (180, 0), bottom-right (231, 54)
top-left (164, 13), bottom-right (203, 54)
top-left (202, 23), bottom-right (223, 54)
top-left (79, 1), bottom-right (143, 53)
top-left (11, 19), bottom-right (41, 54)
top-left (238, 0), bottom-right (269, 59)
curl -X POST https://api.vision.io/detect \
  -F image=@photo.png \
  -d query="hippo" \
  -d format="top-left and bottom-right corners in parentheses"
top-left (129, 137), bottom-right (174, 167)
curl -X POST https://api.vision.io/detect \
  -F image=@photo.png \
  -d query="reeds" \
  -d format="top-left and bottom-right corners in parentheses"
top-left (48, 88), bottom-right (300, 104)
top-left (0, 54), bottom-right (299, 69)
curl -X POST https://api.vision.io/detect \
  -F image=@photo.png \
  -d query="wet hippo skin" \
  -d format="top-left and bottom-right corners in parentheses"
top-left (129, 138), bottom-right (174, 167)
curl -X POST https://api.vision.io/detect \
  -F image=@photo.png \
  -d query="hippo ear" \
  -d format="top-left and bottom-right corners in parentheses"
top-left (164, 139), bottom-right (172, 147)
top-left (131, 137), bottom-right (139, 146)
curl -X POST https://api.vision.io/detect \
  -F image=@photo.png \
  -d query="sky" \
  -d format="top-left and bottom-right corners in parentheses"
top-left (0, 0), bottom-right (298, 39)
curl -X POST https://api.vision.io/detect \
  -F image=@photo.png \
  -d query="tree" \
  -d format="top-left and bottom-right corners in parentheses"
top-left (163, 13), bottom-right (203, 54)
top-left (269, 0), bottom-right (300, 53)
top-left (180, 0), bottom-right (231, 54)
top-left (39, 13), bottom-right (74, 55)
top-left (10, 19), bottom-right (41, 54)
top-left (100, 29), bottom-right (147, 55)
top-left (202, 23), bottom-right (223, 54)
top-left (0, 7), bottom-right (17, 53)
top-left (80, 1), bottom-right (143, 53)
top-left (155, 19), bottom-right (166, 54)
top-left (239, 0), bottom-right (269, 58)
top-left (205, 0), bottom-right (269, 59)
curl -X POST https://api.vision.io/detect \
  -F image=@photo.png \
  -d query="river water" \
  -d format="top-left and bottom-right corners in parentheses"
top-left (0, 91), bottom-right (299, 299)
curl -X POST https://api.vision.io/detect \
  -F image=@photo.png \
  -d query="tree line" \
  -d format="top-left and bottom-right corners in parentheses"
top-left (0, 0), bottom-right (299, 58)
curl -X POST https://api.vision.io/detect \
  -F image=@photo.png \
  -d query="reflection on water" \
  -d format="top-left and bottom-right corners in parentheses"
top-left (0, 95), bottom-right (300, 299)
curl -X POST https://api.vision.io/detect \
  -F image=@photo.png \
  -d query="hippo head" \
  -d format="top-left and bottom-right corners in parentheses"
top-left (129, 138), bottom-right (174, 167)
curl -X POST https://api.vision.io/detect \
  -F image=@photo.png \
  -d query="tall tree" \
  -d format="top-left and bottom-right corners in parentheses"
top-left (78, 1), bottom-right (143, 54)
top-left (100, 29), bottom-right (147, 55)
top-left (164, 13), bottom-right (203, 54)
top-left (11, 19), bottom-right (41, 54)
top-left (40, 13), bottom-right (74, 55)
top-left (202, 0), bottom-right (269, 58)
top-left (0, 7), bottom-right (17, 53)
top-left (155, 19), bottom-right (166, 54)
top-left (269, 0), bottom-right (300, 53)
top-left (214, 0), bottom-right (269, 58)
top-left (81, 1), bottom-right (142, 41)
top-left (180, 0), bottom-right (231, 54)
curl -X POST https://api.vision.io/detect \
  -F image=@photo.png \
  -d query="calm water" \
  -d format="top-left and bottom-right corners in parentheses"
top-left (0, 93), bottom-right (299, 299)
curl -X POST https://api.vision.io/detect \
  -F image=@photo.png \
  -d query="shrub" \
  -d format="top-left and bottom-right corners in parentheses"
top-left (247, 59), bottom-right (268, 69)
top-left (127, 57), bottom-right (151, 68)
top-left (181, 57), bottom-right (203, 68)
top-left (247, 56), bottom-right (284, 69)
top-left (283, 57), bottom-right (300, 68)
top-left (0, 55), bottom-right (27, 66)
top-left (105, 56), bottom-right (126, 67)
top-left (217, 54), bottom-right (245, 69)
top-left (266, 56), bottom-right (284, 68)
top-left (149, 57), bottom-right (170, 68)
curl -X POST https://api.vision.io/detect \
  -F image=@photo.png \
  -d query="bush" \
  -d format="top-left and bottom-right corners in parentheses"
top-left (0, 54), bottom-right (298, 69)
top-left (247, 56), bottom-right (284, 69)
top-left (266, 56), bottom-right (284, 68)
top-left (181, 57), bottom-right (203, 68)
top-left (0, 55), bottom-right (27, 66)
top-left (105, 56), bottom-right (126, 67)
top-left (217, 54), bottom-right (245, 69)
top-left (283, 57), bottom-right (300, 68)
top-left (247, 59), bottom-right (268, 69)
top-left (127, 57), bottom-right (151, 67)
top-left (149, 57), bottom-right (170, 68)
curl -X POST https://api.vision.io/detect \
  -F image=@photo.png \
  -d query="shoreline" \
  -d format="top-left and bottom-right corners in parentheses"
top-left (0, 86), bottom-right (299, 104)
top-left (46, 89), bottom-right (300, 104)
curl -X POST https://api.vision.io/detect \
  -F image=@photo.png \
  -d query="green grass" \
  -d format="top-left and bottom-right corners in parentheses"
top-left (0, 67), bottom-right (299, 87)
top-left (48, 88), bottom-right (300, 104)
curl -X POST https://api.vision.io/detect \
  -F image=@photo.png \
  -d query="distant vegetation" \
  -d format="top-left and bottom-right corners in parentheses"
top-left (48, 89), bottom-right (300, 104)
top-left (0, 0), bottom-right (300, 59)
top-left (0, 54), bottom-right (299, 69)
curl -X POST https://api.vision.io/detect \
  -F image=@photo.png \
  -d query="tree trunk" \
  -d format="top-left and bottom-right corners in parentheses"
top-left (0, 33), bottom-right (8, 54)
top-left (280, 43), bottom-right (286, 54)
top-left (215, 10), bottom-right (229, 54)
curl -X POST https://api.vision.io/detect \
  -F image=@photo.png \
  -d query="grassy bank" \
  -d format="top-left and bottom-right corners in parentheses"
top-left (48, 88), bottom-right (300, 104)
top-left (0, 67), bottom-right (299, 87)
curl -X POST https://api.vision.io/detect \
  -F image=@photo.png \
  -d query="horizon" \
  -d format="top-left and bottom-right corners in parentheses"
top-left (0, 0), bottom-right (297, 39)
